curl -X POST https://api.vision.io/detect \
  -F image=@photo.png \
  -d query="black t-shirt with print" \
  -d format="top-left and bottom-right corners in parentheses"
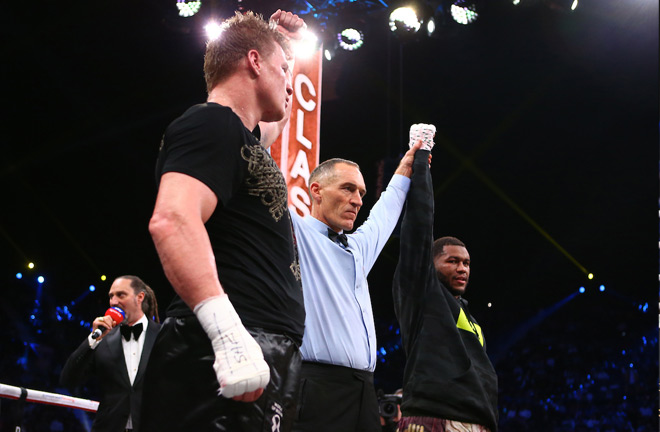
top-left (155, 102), bottom-right (304, 344)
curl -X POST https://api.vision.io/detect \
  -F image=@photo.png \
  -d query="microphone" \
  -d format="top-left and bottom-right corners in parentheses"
top-left (91, 306), bottom-right (126, 339)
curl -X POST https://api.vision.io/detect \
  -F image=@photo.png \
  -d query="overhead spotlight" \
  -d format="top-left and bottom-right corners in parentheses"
top-left (337, 28), bottom-right (364, 51)
top-left (320, 29), bottom-right (338, 61)
top-left (389, 7), bottom-right (421, 34)
top-left (176, 0), bottom-right (202, 17)
top-left (324, 41), bottom-right (338, 61)
top-left (426, 16), bottom-right (436, 36)
top-left (324, 47), bottom-right (333, 61)
top-left (450, 0), bottom-right (479, 25)
top-left (205, 21), bottom-right (223, 41)
top-left (294, 30), bottom-right (320, 59)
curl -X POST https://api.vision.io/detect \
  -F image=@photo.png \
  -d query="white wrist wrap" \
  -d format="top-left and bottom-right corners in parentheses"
top-left (409, 123), bottom-right (436, 151)
top-left (194, 295), bottom-right (270, 398)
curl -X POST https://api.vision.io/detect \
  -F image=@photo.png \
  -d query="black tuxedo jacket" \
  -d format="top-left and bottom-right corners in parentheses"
top-left (60, 320), bottom-right (161, 432)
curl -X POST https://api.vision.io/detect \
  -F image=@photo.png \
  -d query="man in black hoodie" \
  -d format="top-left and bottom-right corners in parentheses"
top-left (392, 124), bottom-right (498, 432)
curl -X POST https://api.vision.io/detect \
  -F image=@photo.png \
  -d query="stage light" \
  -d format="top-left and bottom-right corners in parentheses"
top-left (101, 275), bottom-right (107, 281)
top-left (205, 21), bottom-right (223, 41)
top-left (37, 276), bottom-right (44, 284)
top-left (578, 286), bottom-right (585, 293)
top-left (570, 0), bottom-right (578, 10)
top-left (450, 0), bottom-right (478, 25)
top-left (587, 273), bottom-right (594, 279)
top-left (177, 0), bottom-right (201, 18)
top-left (16, 273), bottom-right (22, 279)
top-left (28, 262), bottom-right (35, 269)
top-left (599, 285), bottom-right (605, 292)
top-left (324, 48), bottom-right (334, 61)
top-left (337, 28), bottom-right (364, 51)
top-left (89, 285), bottom-right (96, 292)
top-left (389, 7), bottom-right (421, 34)
top-left (294, 30), bottom-right (320, 59)
top-left (321, 31), bottom-right (338, 61)
top-left (426, 17), bottom-right (436, 36)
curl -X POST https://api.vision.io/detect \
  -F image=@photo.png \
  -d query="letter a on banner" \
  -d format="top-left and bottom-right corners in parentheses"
top-left (270, 47), bottom-right (322, 218)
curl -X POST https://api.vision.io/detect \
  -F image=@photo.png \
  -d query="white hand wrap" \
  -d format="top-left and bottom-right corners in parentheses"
top-left (194, 295), bottom-right (270, 398)
top-left (409, 123), bottom-right (436, 151)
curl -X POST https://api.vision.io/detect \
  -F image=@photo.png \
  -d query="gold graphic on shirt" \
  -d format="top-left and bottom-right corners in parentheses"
top-left (288, 214), bottom-right (302, 282)
top-left (290, 261), bottom-right (301, 281)
top-left (240, 144), bottom-right (287, 222)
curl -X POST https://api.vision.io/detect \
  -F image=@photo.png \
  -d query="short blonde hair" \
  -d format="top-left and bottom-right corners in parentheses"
top-left (203, 11), bottom-right (290, 92)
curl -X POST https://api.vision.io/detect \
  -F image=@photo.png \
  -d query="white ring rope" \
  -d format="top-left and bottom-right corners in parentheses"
top-left (0, 383), bottom-right (98, 412)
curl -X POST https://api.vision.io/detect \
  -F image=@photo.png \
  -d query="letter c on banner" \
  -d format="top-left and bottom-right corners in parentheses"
top-left (295, 74), bottom-right (316, 112)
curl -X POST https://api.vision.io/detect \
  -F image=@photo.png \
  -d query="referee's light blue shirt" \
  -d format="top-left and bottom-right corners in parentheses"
top-left (291, 174), bottom-right (410, 371)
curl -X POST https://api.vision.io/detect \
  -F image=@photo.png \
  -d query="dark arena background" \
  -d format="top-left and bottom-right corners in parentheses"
top-left (1, 0), bottom-right (658, 430)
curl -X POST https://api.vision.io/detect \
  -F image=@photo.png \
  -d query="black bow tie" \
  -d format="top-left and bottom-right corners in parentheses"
top-left (328, 229), bottom-right (348, 248)
top-left (120, 323), bottom-right (143, 341)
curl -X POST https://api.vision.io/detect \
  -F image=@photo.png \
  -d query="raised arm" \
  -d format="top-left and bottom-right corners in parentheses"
top-left (393, 124), bottom-right (437, 300)
top-left (259, 10), bottom-right (306, 149)
top-left (270, 9), bottom-right (306, 39)
top-left (259, 93), bottom-right (293, 149)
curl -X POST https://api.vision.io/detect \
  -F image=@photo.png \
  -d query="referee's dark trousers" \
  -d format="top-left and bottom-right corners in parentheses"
top-left (293, 361), bottom-right (381, 432)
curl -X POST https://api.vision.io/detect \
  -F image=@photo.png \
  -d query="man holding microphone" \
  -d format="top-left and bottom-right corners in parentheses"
top-left (60, 275), bottom-right (161, 432)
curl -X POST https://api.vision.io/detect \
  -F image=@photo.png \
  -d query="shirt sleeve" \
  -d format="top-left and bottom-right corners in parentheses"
top-left (349, 174), bottom-right (411, 274)
top-left (158, 105), bottom-right (246, 206)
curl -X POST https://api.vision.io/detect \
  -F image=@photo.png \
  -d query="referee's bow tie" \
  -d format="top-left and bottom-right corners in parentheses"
top-left (328, 229), bottom-right (348, 247)
top-left (120, 323), bottom-right (143, 341)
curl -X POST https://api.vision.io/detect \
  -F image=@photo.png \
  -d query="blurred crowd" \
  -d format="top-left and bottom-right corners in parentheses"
top-left (495, 293), bottom-right (656, 432)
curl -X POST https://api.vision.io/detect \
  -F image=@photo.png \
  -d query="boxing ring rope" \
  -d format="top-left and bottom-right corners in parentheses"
top-left (0, 382), bottom-right (98, 412)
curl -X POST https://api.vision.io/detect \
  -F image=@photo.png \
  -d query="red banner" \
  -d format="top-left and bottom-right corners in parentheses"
top-left (271, 48), bottom-right (322, 217)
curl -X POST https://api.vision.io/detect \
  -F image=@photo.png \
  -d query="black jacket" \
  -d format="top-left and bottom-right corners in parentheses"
top-left (60, 320), bottom-right (161, 432)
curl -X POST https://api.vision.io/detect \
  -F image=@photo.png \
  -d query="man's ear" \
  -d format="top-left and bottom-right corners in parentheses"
top-left (247, 49), bottom-right (262, 76)
top-left (309, 182), bottom-right (322, 203)
top-left (137, 291), bottom-right (145, 305)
